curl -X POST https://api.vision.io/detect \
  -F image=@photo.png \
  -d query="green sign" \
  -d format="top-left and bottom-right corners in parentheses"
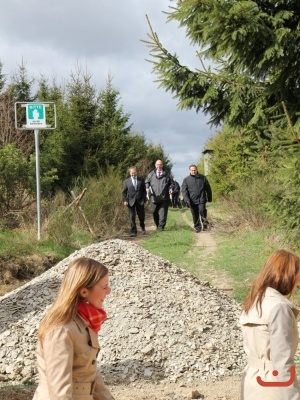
top-left (26, 104), bottom-right (46, 128)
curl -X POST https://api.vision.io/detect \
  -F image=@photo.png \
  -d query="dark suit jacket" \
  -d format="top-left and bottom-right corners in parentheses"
top-left (122, 176), bottom-right (146, 207)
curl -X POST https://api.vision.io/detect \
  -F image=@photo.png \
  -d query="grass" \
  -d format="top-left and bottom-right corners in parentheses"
top-left (141, 203), bottom-right (298, 305)
top-left (211, 230), bottom-right (277, 303)
top-left (142, 208), bottom-right (197, 271)
top-left (0, 228), bottom-right (75, 295)
top-left (0, 227), bottom-right (73, 259)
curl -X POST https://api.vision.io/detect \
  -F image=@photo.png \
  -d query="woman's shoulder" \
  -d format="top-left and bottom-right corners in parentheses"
top-left (264, 287), bottom-right (293, 308)
top-left (240, 288), bottom-right (293, 325)
top-left (262, 288), bottom-right (299, 321)
top-left (45, 315), bottom-right (87, 339)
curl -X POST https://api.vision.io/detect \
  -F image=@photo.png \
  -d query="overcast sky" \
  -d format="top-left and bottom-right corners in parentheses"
top-left (0, 0), bottom-right (215, 184)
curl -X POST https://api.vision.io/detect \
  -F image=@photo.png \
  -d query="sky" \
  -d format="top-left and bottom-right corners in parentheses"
top-left (0, 0), bottom-right (215, 184)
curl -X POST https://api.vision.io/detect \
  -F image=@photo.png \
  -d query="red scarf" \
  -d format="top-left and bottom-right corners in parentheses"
top-left (77, 299), bottom-right (107, 333)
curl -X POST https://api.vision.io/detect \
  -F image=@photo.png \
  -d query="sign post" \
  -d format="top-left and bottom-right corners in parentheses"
top-left (14, 102), bottom-right (56, 240)
top-left (34, 128), bottom-right (41, 240)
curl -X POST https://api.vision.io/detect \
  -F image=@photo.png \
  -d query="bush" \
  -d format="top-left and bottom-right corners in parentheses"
top-left (268, 157), bottom-right (300, 247)
top-left (0, 143), bottom-right (30, 215)
top-left (46, 166), bottom-right (128, 246)
top-left (73, 166), bottom-right (128, 239)
top-left (221, 178), bottom-right (276, 230)
top-left (46, 208), bottom-right (74, 247)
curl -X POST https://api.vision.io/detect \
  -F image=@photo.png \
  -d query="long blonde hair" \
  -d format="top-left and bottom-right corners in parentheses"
top-left (243, 249), bottom-right (300, 316)
top-left (38, 257), bottom-right (108, 341)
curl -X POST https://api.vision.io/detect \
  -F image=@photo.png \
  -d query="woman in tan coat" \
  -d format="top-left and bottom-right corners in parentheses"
top-left (33, 257), bottom-right (115, 400)
top-left (240, 249), bottom-right (300, 400)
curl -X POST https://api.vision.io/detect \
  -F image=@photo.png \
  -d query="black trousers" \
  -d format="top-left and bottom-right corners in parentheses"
top-left (171, 193), bottom-right (179, 207)
top-left (151, 201), bottom-right (169, 230)
top-left (189, 202), bottom-right (207, 230)
top-left (128, 202), bottom-right (145, 234)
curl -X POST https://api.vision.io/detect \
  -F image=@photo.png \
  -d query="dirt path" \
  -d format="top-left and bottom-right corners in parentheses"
top-left (181, 209), bottom-right (234, 293)
top-left (109, 375), bottom-right (241, 399)
top-left (0, 375), bottom-right (241, 400)
top-left (123, 207), bottom-right (234, 297)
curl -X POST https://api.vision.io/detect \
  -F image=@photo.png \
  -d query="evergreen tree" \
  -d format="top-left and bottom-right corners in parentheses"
top-left (35, 76), bottom-right (65, 196)
top-left (0, 143), bottom-right (30, 214)
top-left (79, 75), bottom-right (135, 177)
top-left (93, 76), bottom-right (132, 172)
top-left (144, 1), bottom-right (300, 129)
top-left (9, 60), bottom-right (36, 102)
top-left (0, 62), bottom-right (37, 157)
top-left (58, 66), bottom-right (97, 189)
top-left (0, 62), bottom-right (172, 200)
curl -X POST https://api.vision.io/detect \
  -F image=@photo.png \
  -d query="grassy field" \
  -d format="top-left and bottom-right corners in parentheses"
top-left (141, 204), bottom-right (299, 305)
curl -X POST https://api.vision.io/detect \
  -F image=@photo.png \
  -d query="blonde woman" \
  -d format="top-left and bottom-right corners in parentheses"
top-left (33, 257), bottom-right (115, 400)
top-left (240, 250), bottom-right (300, 400)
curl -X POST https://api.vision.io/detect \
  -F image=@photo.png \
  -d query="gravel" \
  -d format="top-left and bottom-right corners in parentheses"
top-left (0, 239), bottom-right (246, 385)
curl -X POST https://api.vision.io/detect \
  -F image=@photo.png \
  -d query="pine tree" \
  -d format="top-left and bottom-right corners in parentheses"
top-left (143, 1), bottom-right (300, 130)
top-left (0, 62), bottom-right (37, 157)
top-left (91, 76), bottom-right (133, 174)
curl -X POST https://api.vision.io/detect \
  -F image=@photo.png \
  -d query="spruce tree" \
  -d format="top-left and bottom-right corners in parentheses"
top-left (143, 1), bottom-right (300, 130)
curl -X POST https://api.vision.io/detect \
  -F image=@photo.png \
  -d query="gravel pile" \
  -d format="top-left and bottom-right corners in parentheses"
top-left (0, 239), bottom-right (246, 385)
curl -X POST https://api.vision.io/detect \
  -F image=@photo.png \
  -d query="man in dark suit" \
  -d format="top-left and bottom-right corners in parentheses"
top-left (145, 160), bottom-right (171, 231)
top-left (122, 166), bottom-right (146, 237)
top-left (182, 164), bottom-right (212, 232)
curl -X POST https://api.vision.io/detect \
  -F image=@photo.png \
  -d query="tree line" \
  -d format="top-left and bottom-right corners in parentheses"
top-left (0, 61), bottom-right (171, 222)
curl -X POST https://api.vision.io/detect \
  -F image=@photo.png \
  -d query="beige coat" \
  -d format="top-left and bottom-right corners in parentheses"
top-left (240, 287), bottom-right (300, 400)
top-left (32, 314), bottom-right (114, 400)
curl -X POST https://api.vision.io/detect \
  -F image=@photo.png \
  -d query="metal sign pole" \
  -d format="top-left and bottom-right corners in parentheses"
top-left (14, 102), bottom-right (56, 241)
top-left (34, 129), bottom-right (41, 240)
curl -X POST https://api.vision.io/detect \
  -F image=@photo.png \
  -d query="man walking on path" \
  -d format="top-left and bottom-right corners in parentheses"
top-left (182, 165), bottom-right (212, 232)
top-left (145, 160), bottom-right (171, 231)
top-left (122, 166), bottom-right (146, 237)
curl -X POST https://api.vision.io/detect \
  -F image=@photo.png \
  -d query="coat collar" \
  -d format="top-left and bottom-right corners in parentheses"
top-left (265, 287), bottom-right (299, 317)
top-left (74, 313), bottom-right (89, 333)
top-left (74, 314), bottom-right (100, 348)
top-left (240, 287), bottom-right (299, 325)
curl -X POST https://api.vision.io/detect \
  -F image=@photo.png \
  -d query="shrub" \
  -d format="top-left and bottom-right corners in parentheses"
top-left (72, 166), bottom-right (128, 239)
top-left (221, 178), bottom-right (276, 230)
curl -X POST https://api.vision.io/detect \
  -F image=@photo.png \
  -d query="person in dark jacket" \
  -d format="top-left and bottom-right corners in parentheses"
top-left (122, 166), bottom-right (146, 237)
top-left (169, 178), bottom-right (180, 208)
top-left (145, 160), bottom-right (171, 231)
top-left (181, 164), bottom-right (212, 232)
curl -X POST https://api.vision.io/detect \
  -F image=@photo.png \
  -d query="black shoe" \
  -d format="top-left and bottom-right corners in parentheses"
top-left (142, 230), bottom-right (146, 235)
top-left (195, 228), bottom-right (201, 233)
top-left (130, 233), bottom-right (137, 237)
